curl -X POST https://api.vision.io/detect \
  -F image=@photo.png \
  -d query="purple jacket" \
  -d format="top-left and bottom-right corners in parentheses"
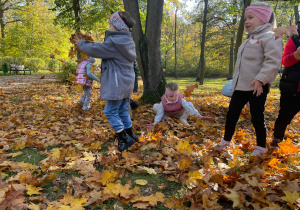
top-left (74, 60), bottom-right (93, 88)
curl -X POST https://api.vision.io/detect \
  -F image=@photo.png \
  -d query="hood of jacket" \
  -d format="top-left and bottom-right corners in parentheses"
top-left (105, 30), bottom-right (136, 63)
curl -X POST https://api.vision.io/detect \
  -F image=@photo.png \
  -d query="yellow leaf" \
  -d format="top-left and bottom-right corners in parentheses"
top-left (26, 184), bottom-right (42, 196)
top-left (80, 52), bottom-right (89, 60)
top-left (75, 84), bottom-right (83, 92)
top-left (28, 202), bottom-right (40, 210)
top-left (281, 191), bottom-right (299, 204)
top-left (12, 141), bottom-right (26, 150)
top-left (175, 140), bottom-right (192, 154)
top-left (135, 179), bottom-right (148, 186)
top-left (100, 170), bottom-right (118, 185)
top-left (136, 166), bottom-right (157, 175)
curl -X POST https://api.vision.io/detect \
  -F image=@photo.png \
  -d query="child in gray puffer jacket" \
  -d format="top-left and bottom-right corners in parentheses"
top-left (74, 11), bottom-right (138, 152)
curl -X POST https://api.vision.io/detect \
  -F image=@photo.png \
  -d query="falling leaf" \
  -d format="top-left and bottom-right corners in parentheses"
top-left (54, 49), bottom-right (61, 55)
top-left (273, 25), bottom-right (298, 40)
top-left (184, 83), bottom-right (198, 97)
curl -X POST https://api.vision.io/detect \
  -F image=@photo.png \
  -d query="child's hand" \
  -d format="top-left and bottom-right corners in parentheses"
top-left (73, 36), bottom-right (83, 46)
top-left (198, 115), bottom-right (213, 120)
top-left (249, 80), bottom-right (263, 97)
top-left (146, 122), bottom-right (158, 128)
top-left (294, 46), bottom-right (300, 60)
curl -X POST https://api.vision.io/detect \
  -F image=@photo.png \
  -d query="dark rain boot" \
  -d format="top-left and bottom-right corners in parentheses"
top-left (130, 99), bottom-right (139, 110)
top-left (125, 127), bottom-right (139, 142)
top-left (116, 130), bottom-right (136, 152)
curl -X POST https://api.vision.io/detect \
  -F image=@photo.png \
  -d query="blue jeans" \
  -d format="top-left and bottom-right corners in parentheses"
top-left (104, 98), bottom-right (132, 131)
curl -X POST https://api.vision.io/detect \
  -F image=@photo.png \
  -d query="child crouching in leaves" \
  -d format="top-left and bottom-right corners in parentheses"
top-left (147, 82), bottom-right (212, 127)
top-left (75, 57), bottom-right (100, 111)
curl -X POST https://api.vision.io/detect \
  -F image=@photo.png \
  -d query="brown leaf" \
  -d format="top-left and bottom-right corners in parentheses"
top-left (273, 25), bottom-right (298, 40)
top-left (184, 83), bottom-right (198, 97)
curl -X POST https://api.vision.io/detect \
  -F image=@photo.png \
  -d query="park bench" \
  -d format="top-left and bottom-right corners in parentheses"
top-left (9, 64), bottom-right (32, 75)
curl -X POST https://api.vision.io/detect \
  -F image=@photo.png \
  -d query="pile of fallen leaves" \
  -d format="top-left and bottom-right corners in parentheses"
top-left (0, 80), bottom-right (299, 209)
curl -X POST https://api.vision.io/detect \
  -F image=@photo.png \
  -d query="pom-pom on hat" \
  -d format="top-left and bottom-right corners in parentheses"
top-left (109, 12), bottom-right (130, 32)
top-left (245, 6), bottom-right (272, 24)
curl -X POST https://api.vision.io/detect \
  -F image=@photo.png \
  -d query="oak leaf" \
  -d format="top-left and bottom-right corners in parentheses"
top-left (224, 189), bottom-right (244, 209)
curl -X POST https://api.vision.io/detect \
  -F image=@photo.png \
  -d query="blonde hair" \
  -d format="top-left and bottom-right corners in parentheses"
top-left (166, 82), bottom-right (179, 92)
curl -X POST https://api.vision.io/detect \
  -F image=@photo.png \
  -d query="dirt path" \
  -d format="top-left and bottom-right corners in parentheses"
top-left (0, 74), bottom-right (57, 90)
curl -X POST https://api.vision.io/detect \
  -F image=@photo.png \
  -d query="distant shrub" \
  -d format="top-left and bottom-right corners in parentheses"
top-left (45, 59), bottom-right (60, 71)
top-left (56, 60), bottom-right (77, 83)
top-left (26, 58), bottom-right (45, 72)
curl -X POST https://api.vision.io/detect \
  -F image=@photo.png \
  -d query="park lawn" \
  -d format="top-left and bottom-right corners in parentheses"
top-left (0, 76), bottom-right (299, 209)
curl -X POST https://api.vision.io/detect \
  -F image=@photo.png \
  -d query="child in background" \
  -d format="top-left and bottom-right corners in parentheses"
top-left (214, 2), bottom-right (283, 157)
top-left (73, 11), bottom-right (138, 152)
top-left (271, 21), bottom-right (300, 147)
top-left (75, 57), bottom-right (100, 111)
top-left (147, 82), bottom-right (212, 127)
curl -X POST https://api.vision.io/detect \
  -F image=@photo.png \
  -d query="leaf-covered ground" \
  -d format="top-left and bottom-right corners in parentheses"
top-left (0, 75), bottom-right (299, 209)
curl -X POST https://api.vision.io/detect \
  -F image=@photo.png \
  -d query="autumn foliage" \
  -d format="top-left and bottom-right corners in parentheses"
top-left (0, 79), bottom-right (299, 209)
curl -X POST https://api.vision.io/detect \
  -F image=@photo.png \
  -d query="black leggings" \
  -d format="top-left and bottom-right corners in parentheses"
top-left (274, 91), bottom-right (300, 140)
top-left (224, 85), bottom-right (268, 147)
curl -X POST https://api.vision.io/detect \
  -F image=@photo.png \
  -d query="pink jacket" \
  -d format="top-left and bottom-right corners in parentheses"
top-left (161, 93), bottom-right (183, 115)
top-left (74, 60), bottom-right (93, 88)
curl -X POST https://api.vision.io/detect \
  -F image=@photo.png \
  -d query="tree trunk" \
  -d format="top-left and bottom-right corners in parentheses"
top-left (197, 0), bottom-right (208, 85)
top-left (73, 0), bottom-right (81, 60)
top-left (124, 0), bottom-right (165, 103)
top-left (234, 0), bottom-right (251, 65)
top-left (174, 7), bottom-right (178, 78)
top-left (0, 8), bottom-right (4, 54)
top-left (228, 0), bottom-right (237, 79)
top-left (294, 5), bottom-right (299, 23)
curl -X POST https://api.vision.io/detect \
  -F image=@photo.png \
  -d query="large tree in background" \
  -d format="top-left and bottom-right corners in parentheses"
top-left (196, 0), bottom-right (208, 85)
top-left (123, 0), bottom-right (165, 103)
top-left (234, 0), bottom-right (251, 65)
top-left (0, 0), bottom-right (23, 53)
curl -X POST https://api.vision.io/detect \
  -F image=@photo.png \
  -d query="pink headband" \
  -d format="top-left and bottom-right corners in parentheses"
top-left (110, 12), bottom-right (129, 32)
top-left (245, 6), bottom-right (272, 24)
top-left (166, 88), bottom-right (179, 97)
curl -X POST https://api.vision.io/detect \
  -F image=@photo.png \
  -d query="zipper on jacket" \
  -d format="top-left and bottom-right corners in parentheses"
top-left (115, 72), bottom-right (119, 88)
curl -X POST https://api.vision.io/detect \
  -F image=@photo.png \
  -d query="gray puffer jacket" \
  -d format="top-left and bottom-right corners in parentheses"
top-left (78, 30), bottom-right (136, 100)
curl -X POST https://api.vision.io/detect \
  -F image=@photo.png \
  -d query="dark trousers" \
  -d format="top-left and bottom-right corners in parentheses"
top-left (224, 85), bottom-right (268, 147)
top-left (274, 91), bottom-right (300, 140)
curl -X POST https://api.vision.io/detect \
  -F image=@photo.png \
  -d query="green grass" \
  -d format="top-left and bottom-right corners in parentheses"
top-left (165, 75), bottom-right (281, 94)
top-left (10, 147), bottom-right (47, 165)
top-left (0, 69), bottom-right (56, 76)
